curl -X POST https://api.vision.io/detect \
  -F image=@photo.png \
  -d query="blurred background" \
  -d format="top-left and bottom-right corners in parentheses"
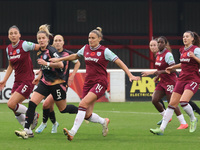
top-left (0, 0), bottom-right (200, 69)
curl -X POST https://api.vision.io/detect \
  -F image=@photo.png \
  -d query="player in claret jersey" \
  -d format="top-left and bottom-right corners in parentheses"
top-left (0, 25), bottom-right (40, 130)
top-left (150, 31), bottom-right (200, 135)
top-left (142, 37), bottom-right (188, 129)
top-left (50, 27), bottom-right (141, 141)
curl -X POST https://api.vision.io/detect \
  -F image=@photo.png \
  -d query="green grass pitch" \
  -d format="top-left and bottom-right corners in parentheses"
top-left (0, 101), bottom-right (200, 150)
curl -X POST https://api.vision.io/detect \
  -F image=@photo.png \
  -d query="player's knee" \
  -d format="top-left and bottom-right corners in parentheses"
top-left (79, 100), bottom-right (89, 108)
top-left (43, 103), bottom-right (49, 109)
top-left (7, 101), bottom-right (16, 110)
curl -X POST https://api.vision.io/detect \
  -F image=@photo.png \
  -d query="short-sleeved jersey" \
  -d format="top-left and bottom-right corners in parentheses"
top-left (6, 40), bottom-right (35, 82)
top-left (37, 45), bottom-right (63, 85)
top-left (155, 48), bottom-right (176, 84)
top-left (178, 45), bottom-right (200, 83)
top-left (58, 49), bottom-right (77, 84)
top-left (77, 44), bottom-right (118, 86)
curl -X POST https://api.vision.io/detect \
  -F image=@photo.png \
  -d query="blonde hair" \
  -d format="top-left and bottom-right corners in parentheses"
top-left (90, 27), bottom-right (103, 38)
top-left (37, 24), bottom-right (53, 38)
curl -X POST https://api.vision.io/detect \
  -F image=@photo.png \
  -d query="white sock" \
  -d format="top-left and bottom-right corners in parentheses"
top-left (160, 107), bottom-right (174, 131)
top-left (24, 127), bottom-right (33, 134)
top-left (88, 113), bottom-right (105, 124)
top-left (182, 103), bottom-right (196, 121)
top-left (15, 104), bottom-right (28, 114)
top-left (15, 114), bottom-right (25, 127)
top-left (71, 110), bottom-right (86, 134)
top-left (160, 110), bottom-right (166, 117)
top-left (176, 114), bottom-right (187, 124)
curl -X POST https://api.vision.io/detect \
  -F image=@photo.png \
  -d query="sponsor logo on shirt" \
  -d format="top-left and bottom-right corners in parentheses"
top-left (27, 42), bottom-right (33, 46)
top-left (85, 57), bottom-right (99, 62)
top-left (10, 54), bottom-right (21, 59)
top-left (53, 52), bottom-right (59, 58)
top-left (169, 56), bottom-right (173, 61)
top-left (155, 62), bottom-right (161, 66)
top-left (180, 58), bottom-right (190, 62)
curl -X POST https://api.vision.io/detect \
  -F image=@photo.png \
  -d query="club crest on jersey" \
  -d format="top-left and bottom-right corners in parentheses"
top-left (160, 57), bottom-right (163, 61)
top-left (16, 49), bottom-right (20, 54)
top-left (43, 54), bottom-right (47, 60)
top-left (97, 52), bottom-right (101, 56)
top-left (187, 52), bottom-right (190, 57)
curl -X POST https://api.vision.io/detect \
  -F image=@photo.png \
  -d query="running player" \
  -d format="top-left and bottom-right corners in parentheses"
top-left (0, 25), bottom-right (40, 130)
top-left (50, 27), bottom-right (141, 141)
top-left (35, 34), bottom-right (80, 134)
top-left (142, 36), bottom-right (188, 129)
top-left (149, 39), bottom-right (166, 112)
top-left (14, 24), bottom-right (77, 139)
top-left (150, 31), bottom-right (200, 135)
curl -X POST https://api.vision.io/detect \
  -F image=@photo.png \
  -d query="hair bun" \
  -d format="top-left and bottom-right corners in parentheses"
top-left (96, 27), bottom-right (102, 32)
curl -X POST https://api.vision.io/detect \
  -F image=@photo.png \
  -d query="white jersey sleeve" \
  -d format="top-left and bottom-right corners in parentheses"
top-left (165, 52), bottom-right (175, 65)
top-left (104, 48), bottom-right (118, 62)
top-left (6, 47), bottom-right (10, 60)
top-left (77, 45), bottom-right (86, 57)
top-left (194, 48), bottom-right (200, 59)
top-left (22, 41), bottom-right (35, 52)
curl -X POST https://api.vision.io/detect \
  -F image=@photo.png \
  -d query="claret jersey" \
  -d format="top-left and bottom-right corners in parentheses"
top-left (179, 45), bottom-right (200, 82)
top-left (155, 48), bottom-right (176, 84)
top-left (6, 40), bottom-right (35, 82)
top-left (77, 44), bottom-right (118, 86)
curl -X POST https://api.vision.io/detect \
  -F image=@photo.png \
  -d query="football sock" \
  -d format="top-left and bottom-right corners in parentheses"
top-left (160, 106), bottom-right (175, 131)
top-left (71, 107), bottom-right (86, 134)
top-left (177, 114), bottom-right (187, 124)
top-left (43, 109), bottom-right (50, 123)
top-left (160, 110), bottom-right (166, 117)
top-left (49, 111), bottom-right (56, 124)
top-left (87, 113), bottom-right (105, 124)
top-left (15, 113), bottom-right (25, 127)
top-left (180, 102), bottom-right (196, 121)
top-left (14, 103), bottom-right (27, 114)
top-left (24, 101), bottom-right (37, 129)
top-left (60, 105), bottom-right (78, 114)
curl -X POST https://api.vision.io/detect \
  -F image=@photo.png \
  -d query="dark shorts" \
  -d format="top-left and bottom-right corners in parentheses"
top-left (155, 82), bottom-right (175, 95)
top-left (173, 80), bottom-right (199, 95)
top-left (82, 82), bottom-right (107, 99)
top-left (34, 81), bottom-right (67, 101)
top-left (12, 81), bottom-right (34, 99)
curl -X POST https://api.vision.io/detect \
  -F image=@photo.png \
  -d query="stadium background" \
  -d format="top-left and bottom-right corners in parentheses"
top-left (0, 0), bottom-right (200, 70)
top-left (1, 0), bottom-right (200, 102)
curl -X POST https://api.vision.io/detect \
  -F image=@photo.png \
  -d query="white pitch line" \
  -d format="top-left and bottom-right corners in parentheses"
top-left (94, 110), bottom-right (159, 115)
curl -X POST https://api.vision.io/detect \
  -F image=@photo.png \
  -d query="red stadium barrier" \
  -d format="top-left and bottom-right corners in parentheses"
top-left (0, 35), bottom-right (183, 69)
